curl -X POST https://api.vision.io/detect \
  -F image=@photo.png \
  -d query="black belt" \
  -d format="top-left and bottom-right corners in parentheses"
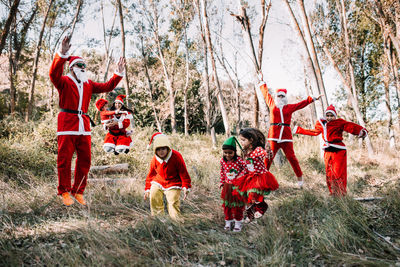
top-left (109, 131), bottom-right (125, 137)
top-left (60, 108), bottom-right (96, 127)
top-left (271, 123), bottom-right (290, 127)
top-left (327, 140), bottom-right (342, 143)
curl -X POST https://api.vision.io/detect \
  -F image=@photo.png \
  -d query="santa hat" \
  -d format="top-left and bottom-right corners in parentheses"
top-left (68, 56), bottom-right (85, 69)
top-left (222, 136), bottom-right (242, 151)
top-left (325, 105), bottom-right (337, 118)
top-left (114, 95), bottom-right (126, 104)
top-left (95, 98), bottom-right (108, 111)
top-left (147, 132), bottom-right (169, 150)
top-left (276, 88), bottom-right (287, 97)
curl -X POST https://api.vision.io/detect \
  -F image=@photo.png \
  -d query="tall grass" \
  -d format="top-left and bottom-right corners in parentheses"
top-left (1, 118), bottom-right (399, 266)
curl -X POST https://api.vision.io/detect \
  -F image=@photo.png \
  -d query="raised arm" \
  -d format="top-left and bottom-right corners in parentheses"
top-left (49, 36), bottom-right (71, 90)
top-left (91, 57), bottom-right (125, 94)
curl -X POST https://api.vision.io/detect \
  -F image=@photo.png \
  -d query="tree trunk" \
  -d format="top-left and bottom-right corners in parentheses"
top-left (0, 0), bottom-right (21, 55)
top-left (70, 0), bottom-right (83, 38)
top-left (297, 0), bottom-right (328, 110)
top-left (8, 39), bottom-right (16, 115)
top-left (26, 0), bottom-right (54, 121)
top-left (383, 39), bottom-right (396, 149)
top-left (283, 0), bottom-right (325, 117)
top-left (200, 0), bottom-right (230, 136)
top-left (116, 0), bottom-right (131, 108)
top-left (183, 24), bottom-right (190, 136)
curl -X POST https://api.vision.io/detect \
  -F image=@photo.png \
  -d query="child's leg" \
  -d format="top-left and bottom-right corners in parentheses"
top-left (149, 184), bottom-right (165, 216)
top-left (331, 150), bottom-right (347, 196)
top-left (233, 206), bottom-right (244, 221)
top-left (103, 134), bottom-right (116, 153)
top-left (224, 206), bottom-right (234, 221)
top-left (164, 189), bottom-right (182, 221)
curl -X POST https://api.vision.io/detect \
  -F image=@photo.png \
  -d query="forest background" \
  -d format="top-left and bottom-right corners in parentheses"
top-left (1, 0), bottom-right (400, 265)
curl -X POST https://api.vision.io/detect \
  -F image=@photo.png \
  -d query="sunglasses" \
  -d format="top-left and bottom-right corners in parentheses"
top-left (75, 62), bottom-right (86, 68)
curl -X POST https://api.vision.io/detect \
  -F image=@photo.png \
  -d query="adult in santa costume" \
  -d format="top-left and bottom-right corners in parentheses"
top-left (258, 72), bottom-right (322, 187)
top-left (144, 133), bottom-right (192, 221)
top-left (293, 105), bottom-right (367, 196)
top-left (49, 35), bottom-right (125, 206)
top-left (96, 95), bottom-right (133, 155)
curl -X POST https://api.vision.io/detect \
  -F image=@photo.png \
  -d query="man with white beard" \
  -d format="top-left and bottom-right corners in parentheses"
top-left (49, 36), bottom-right (125, 206)
top-left (257, 72), bottom-right (322, 188)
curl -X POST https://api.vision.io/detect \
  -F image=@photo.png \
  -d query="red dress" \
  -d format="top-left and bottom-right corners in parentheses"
top-left (233, 147), bottom-right (279, 203)
top-left (103, 112), bottom-right (133, 151)
top-left (294, 118), bottom-right (367, 196)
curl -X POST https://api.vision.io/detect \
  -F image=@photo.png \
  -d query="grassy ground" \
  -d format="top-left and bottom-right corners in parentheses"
top-left (1, 117), bottom-right (400, 266)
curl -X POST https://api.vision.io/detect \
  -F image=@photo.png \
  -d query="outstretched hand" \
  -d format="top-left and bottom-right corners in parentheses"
top-left (61, 36), bottom-right (71, 55)
top-left (315, 94), bottom-right (324, 101)
top-left (117, 57), bottom-right (126, 74)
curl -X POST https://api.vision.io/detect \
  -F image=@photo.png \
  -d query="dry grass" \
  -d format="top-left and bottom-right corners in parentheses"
top-left (1, 118), bottom-right (400, 266)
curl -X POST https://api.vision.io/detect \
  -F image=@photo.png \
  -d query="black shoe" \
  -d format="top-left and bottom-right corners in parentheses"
top-left (114, 151), bottom-right (119, 155)
top-left (124, 149), bottom-right (129, 154)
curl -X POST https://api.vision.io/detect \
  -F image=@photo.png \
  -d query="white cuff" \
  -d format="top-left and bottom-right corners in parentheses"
top-left (292, 125), bottom-right (298, 135)
top-left (114, 71), bottom-right (125, 77)
top-left (145, 189), bottom-right (150, 193)
top-left (258, 81), bottom-right (266, 88)
top-left (56, 51), bottom-right (69, 59)
top-left (182, 187), bottom-right (190, 192)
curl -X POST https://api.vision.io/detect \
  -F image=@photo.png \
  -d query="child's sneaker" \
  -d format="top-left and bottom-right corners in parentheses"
top-left (224, 220), bottom-right (233, 231)
top-left (297, 177), bottom-right (304, 188)
top-left (61, 192), bottom-right (74, 206)
top-left (233, 220), bottom-right (243, 232)
top-left (254, 201), bottom-right (268, 219)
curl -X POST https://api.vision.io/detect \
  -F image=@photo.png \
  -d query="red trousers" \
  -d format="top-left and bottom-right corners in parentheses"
top-left (266, 141), bottom-right (303, 177)
top-left (224, 206), bottom-right (244, 221)
top-left (57, 135), bottom-right (91, 195)
top-left (324, 150), bottom-right (347, 196)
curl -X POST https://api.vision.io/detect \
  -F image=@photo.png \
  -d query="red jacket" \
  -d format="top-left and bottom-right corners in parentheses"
top-left (49, 52), bottom-right (123, 135)
top-left (259, 82), bottom-right (315, 143)
top-left (293, 118), bottom-right (367, 150)
top-left (145, 150), bottom-right (192, 191)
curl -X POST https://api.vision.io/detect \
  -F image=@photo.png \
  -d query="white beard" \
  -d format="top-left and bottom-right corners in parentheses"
top-left (275, 97), bottom-right (288, 108)
top-left (73, 67), bottom-right (88, 83)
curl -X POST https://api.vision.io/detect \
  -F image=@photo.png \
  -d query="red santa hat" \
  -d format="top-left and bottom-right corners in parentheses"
top-left (147, 132), bottom-right (166, 150)
top-left (95, 98), bottom-right (108, 111)
top-left (114, 95), bottom-right (126, 104)
top-left (68, 56), bottom-right (85, 69)
top-left (276, 88), bottom-right (287, 97)
top-left (325, 105), bottom-right (337, 118)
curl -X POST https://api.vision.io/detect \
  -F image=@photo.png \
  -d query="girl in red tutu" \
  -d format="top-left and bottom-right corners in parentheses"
top-left (220, 136), bottom-right (248, 232)
top-left (234, 128), bottom-right (279, 222)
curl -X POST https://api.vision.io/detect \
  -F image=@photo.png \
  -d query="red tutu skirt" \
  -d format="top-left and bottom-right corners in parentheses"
top-left (220, 183), bottom-right (246, 208)
top-left (233, 172), bottom-right (279, 203)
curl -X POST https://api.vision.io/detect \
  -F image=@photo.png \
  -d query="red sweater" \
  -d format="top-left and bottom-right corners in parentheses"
top-left (294, 118), bottom-right (367, 150)
top-left (49, 52), bottom-right (123, 135)
top-left (259, 82), bottom-right (315, 143)
top-left (145, 150), bottom-right (192, 191)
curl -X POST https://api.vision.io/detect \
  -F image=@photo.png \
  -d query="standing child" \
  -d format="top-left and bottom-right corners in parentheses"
top-left (234, 128), bottom-right (279, 222)
top-left (144, 133), bottom-right (192, 221)
top-left (220, 136), bottom-right (248, 232)
top-left (293, 105), bottom-right (367, 196)
top-left (95, 98), bottom-right (128, 131)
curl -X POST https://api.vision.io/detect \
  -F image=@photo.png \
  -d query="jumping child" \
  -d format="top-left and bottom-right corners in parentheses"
top-left (293, 105), bottom-right (367, 196)
top-left (144, 133), bottom-right (192, 221)
top-left (220, 136), bottom-right (248, 232)
top-left (234, 128), bottom-right (279, 222)
top-left (101, 95), bottom-right (133, 155)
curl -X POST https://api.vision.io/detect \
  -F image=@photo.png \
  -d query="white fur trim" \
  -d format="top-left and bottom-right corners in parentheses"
top-left (258, 81), bottom-right (266, 87)
top-left (125, 114), bottom-right (133, 120)
top-left (155, 149), bottom-right (172, 163)
top-left (145, 189), bottom-right (150, 193)
top-left (182, 187), bottom-right (190, 192)
top-left (57, 131), bottom-right (91, 136)
top-left (103, 143), bottom-right (116, 148)
top-left (268, 138), bottom-right (293, 143)
top-left (56, 51), bottom-right (69, 59)
top-left (150, 182), bottom-right (183, 191)
top-left (118, 121), bottom-right (123, 129)
top-left (114, 71), bottom-right (124, 77)
top-left (325, 110), bottom-right (337, 118)
top-left (292, 125), bottom-right (298, 134)
top-left (69, 58), bottom-right (85, 68)
top-left (115, 143), bottom-right (132, 150)
top-left (115, 100), bottom-right (124, 104)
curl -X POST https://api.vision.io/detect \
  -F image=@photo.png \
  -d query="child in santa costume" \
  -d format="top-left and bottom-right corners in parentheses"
top-left (220, 136), bottom-right (248, 232)
top-left (258, 72), bottom-right (323, 188)
top-left (144, 133), bottom-right (192, 221)
top-left (293, 105), bottom-right (368, 196)
top-left (98, 95), bottom-right (133, 155)
top-left (95, 98), bottom-right (129, 131)
top-left (233, 128), bottom-right (279, 222)
top-left (49, 35), bottom-right (124, 206)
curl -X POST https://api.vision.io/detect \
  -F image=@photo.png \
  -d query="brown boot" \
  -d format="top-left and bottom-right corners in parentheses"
top-left (62, 192), bottom-right (74, 206)
top-left (72, 193), bottom-right (86, 206)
